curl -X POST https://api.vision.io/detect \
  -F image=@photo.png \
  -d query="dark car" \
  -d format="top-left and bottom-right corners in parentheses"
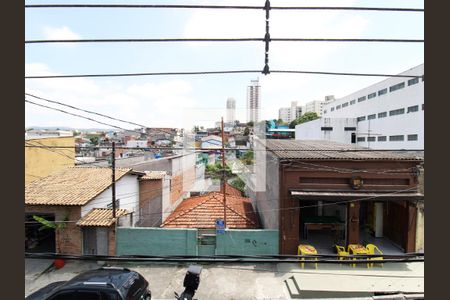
top-left (26, 267), bottom-right (151, 300)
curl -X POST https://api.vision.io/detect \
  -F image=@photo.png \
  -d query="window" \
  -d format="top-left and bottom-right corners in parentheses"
top-left (389, 135), bottom-right (404, 141)
top-left (422, 104), bottom-right (424, 110)
top-left (378, 136), bottom-right (387, 142)
top-left (323, 109), bottom-right (327, 114)
top-left (389, 108), bottom-right (405, 116)
top-left (378, 88), bottom-right (388, 96)
top-left (351, 132), bottom-right (356, 143)
top-left (368, 114), bottom-right (376, 120)
top-left (350, 100), bottom-right (356, 105)
top-left (342, 102), bottom-right (349, 108)
top-left (358, 96), bottom-right (366, 102)
top-left (357, 137), bottom-right (365, 142)
top-left (389, 82), bottom-right (405, 92)
top-left (368, 92), bottom-right (376, 99)
top-left (336, 105), bottom-right (341, 110)
top-left (357, 116), bottom-right (366, 122)
top-left (321, 127), bottom-right (333, 131)
top-left (407, 105), bottom-right (419, 113)
top-left (331, 107), bottom-right (335, 111)
top-left (408, 77), bottom-right (419, 86)
top-left (344, 127), bottom-right (356, 131)
top-left (408, 134), bottom-right (418, 141)
top-left (378, 112), bottom-right (387, 118)
top-left (367, 137), bottom-right (376, 142)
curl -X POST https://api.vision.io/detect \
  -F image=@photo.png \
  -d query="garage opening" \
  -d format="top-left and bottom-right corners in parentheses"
top-left (25, 213), bottom-right (56, 253)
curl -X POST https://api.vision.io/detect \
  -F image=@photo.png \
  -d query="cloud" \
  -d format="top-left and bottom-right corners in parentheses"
top-left (42, 26), bottom-right (81, 40)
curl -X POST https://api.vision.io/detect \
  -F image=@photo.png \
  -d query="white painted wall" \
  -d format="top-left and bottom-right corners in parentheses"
top-left (81, 174), bottom-right (140, 224)
top-left (322, 64), bottom-right (424, 150)
top-left (295, 118), bottom-right (357, 145)
top-left (126, 140), bottom-right (148, 148)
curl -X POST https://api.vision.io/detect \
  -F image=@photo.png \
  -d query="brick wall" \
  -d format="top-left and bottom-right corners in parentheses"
top-left (108, 225), bottom-right (116, 256)
top-left (139, 179), bottom-right (163, 226)
top-left (25, 205), bottom-right (82, 255)
top-left (170, 166), bottom-right (196, 204)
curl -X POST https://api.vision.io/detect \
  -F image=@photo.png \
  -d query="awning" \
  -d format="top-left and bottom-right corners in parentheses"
top-left (290, 190), bottom-right (424, 201)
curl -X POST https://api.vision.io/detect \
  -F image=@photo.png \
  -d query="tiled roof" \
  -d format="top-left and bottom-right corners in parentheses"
top-left (25, 167), bottom-right (132, 206)
top-left (140, 171), bottom-right (167, 180)
top-left (220, 183), bottom-right (243, 197)
top-left (77, 208), bottom-right (129, 227)
top-left (263, 139), bottom-right (423, 161)
top-left (161, 192), bottom-right (259, 229)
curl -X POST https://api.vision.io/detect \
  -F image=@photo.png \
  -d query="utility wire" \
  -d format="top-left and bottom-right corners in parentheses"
top-left (24, 4), bottom-right (424, 12)
top-left (25, 38), bottom-right (424, 44)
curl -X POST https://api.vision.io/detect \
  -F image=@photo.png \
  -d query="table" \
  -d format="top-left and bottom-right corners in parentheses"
top-left (298, 244), bottom-right (318, 269)
top-left (347, 244), bottom-right (370, 268)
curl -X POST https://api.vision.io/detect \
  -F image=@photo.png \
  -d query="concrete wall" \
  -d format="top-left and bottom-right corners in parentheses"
top-left (25, 136), bottom-right (75, 184)
top-left (295, 118), bottom-right (357, 145)
top-left (216, 230), bottom-right (279, 255)
top-left (81, 174), bottom-right (140, 223)
top-left (116, 227), bottom-right (198, 256)
top-left (322, 64), bottom-right (424, 150)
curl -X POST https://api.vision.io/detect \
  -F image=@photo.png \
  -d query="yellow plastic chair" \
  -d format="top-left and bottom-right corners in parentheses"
top-left (298, 245), bottom-right (318, 269)
top-left (366, 244), bottom-right (384, 267)
top-left (335, 245), bottom-right (349, 264)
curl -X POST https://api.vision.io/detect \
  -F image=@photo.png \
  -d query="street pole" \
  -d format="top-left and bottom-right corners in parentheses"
top-left (112, 141), bottom-right (116, 218)
top-left (221, 117), bottom-right (227, 228)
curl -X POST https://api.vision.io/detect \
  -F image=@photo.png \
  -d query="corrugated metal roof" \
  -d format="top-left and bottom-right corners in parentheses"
top-left (25, 167), bottom-right (132, 206)
top-left (140, 171), bottom-right (167, 180)
top-left (263, 140), bottom-right (423, 161)
top-left (77, 208), bottom-right (129, 226)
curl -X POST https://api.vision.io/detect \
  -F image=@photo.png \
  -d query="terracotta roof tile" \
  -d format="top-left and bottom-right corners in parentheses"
top-left (25, 167), bottom-right (131, 206)
top-left (161, 192), bottom-right (259, 229)
top-left (77, 208), bottom-right (129, 227)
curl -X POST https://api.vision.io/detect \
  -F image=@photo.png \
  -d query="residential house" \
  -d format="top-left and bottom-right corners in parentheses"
top-left (25, 167), bottom-right (144, 255)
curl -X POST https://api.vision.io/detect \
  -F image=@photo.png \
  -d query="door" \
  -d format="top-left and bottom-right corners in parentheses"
top-left (83, 227), bottom-right (109, 255)
top-left (197, 229), bottom-right (216, 256)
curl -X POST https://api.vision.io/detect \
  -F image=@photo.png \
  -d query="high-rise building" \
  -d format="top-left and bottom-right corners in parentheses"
top-left (278, 101), bottom-right (302, 123)
top-left (226, 97), bottom-right (236, 124)
top-left (247, 79), bottom-right (261, 123)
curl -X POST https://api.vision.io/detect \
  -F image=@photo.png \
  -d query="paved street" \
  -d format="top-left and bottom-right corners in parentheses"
top-left (25, 259), bottom-right (424, 300)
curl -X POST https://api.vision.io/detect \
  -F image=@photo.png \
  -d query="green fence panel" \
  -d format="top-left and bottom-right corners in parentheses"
top-left (216, 230), bottom-right (279, 255)
top-left (116, 227), bottom-right (198, 256)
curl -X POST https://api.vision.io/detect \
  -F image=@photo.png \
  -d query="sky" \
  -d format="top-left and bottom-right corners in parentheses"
top-left (25, 0), bottom-right (424, 130)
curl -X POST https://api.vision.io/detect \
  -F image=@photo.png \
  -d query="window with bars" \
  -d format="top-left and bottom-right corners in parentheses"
top-left (358, 96), bottom-right (366, 102)
top-left (408, 77), bottom-right (419, 86)
top-left (389, 108), bottom-right (405, 116)
top-left (368, 92), bottom-right (376, 99)
top-left (378, 112), bottom-right (387, 118)
top-left (389, 82), bottom-right (405, 92)
top-left (368, 114), bottom-right (376, 120)
top-left (407, 105), bottom-right (419, 113)
top-left (389, 135), bottom-right (404, 141)
top-left (378, 88), bottom-right (388, 96)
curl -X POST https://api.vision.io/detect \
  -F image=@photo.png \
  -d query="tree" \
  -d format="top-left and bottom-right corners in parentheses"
top-left (89, 136), bottom-right (99, 145)
top-left (246, 121), bottom-right (254, 127)
top-left (230, 177), bottom-right (246, 193)
top-left (289, 112), bottom-right (319, 128)
top-left (243, 127), bottom-right (250, 136)
top-left (240, 151), bottom-right (254, 165)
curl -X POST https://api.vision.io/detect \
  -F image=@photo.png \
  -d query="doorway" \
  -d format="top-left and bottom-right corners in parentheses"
top-left (25, 213), bottom-right (56, 253)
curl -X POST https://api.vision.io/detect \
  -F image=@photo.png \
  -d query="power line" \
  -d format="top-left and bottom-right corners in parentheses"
top-left (24, 4), bottom-right (424, 12)
top-left (25, 69), bottom-right (423, 79)
top-left (25, 38), bottom-right (424, 44)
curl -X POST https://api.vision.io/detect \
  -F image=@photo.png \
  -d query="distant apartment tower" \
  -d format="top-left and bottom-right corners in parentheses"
top-left (247, 79), bottom-right (261, 123)
top-left (279, 101), bottom-right (302, 123)
top-left (226, 97), bottom-right (236, 124)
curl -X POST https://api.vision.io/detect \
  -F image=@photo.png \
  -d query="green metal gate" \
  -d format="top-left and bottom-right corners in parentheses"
top-left (197, 230), bottom-right (216, 255)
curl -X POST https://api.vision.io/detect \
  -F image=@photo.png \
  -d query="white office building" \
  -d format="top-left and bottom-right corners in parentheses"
top-left (278, 101), bottom-right (302, 123)
top-left (247, 79), bottom-right (261, 123)
top-left (226, 97), bottom-right (236, 124)
top-left (296, 118), bottom-right (358, 145)
top-left (321, 64), bottom-right (424, 150)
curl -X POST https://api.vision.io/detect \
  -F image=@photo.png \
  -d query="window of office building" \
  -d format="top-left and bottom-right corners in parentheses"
top-left (336, 105), bottom-right (341, 110)
top-left (357, 137), bottom-right (365, 142)
top-left (408, 77), bottom-right (419, 86)
top-left (407, 105), bottom-right (419, 113)
top-left (357, 116), bottom-right (366, 122)
top-left (378, 136), bottom-right (387, 142)
top-left (389, 82), bottom-right (405, 92)
top-left (344, 127), bottom-right (356, 131)
top-left (389, 108), bottom-right (405, 116)
top-left (342, 102), bottom-right (348, 108)
top-left (323, 110), bottom-right (327, 114)
top-left (331, 107), bottom-right (334, 111)
top-left (422, 104), bottom-right (424, 110)
top-left (389, 135), bottom-right (404, 141)
top-left (378, 112), bottom-right (387, 118)
top-left (368, 92), bottom-right (376, 99)
top-left (408, 134), bottom-right (418, 141)
top-left (367, 137), bottom-right (376, 142)
top-left (378, 88), bottom-right (388, 96)
top-left (358, 96), bottom-right (366, 102)
top-left (350, 100), bottom-right (356, 105)
top-left (321, 127), bottom-right (333, 131)
top-left (368, 114), bottom-right (376, 120)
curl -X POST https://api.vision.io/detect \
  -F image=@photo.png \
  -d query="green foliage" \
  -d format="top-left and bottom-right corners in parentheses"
top-left (89, 136), bottom-right (99, 145)
top-left (246, 121), bottom-right (254, 127)
top-left (289, 112), bottom-right (319, 128)
top-left (205, 162), bottom-right (232, 179)
top-left (230, 177), bottom-right (246, 193)
top-left (243, 127), bottom-right (250, 136)
top-left (33, 215), bottom-right (67, 230)
top-left (240, 151), bottom-right (254, 165)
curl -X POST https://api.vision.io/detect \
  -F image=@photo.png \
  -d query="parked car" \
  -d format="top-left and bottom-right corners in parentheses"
top-left (25, 267), bottom-right (151, 300)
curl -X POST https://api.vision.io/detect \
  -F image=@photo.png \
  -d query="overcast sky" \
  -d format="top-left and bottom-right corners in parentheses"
top-left (25, 0), bottom-right (424, 130)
